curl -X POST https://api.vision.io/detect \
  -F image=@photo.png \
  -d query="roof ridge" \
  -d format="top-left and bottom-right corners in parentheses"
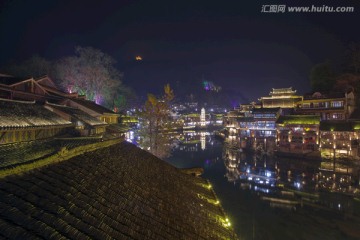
top-left (0, 97), bottom-right (35, 104)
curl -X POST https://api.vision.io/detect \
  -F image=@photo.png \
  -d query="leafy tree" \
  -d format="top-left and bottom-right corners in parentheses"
top-left (55, 46), bottom-right (124, 107)
top-left (347, 43), bottom-right (360, 74)
top-left (137, 84), bottom-right (174, 159)
top-left (310, 61), bottom-right (335, 93)
top-left (105, 85), bottom-right (138, 112)
top-left (335, 43), bottom-right (360, 104)
top-left (2, 55), bottom-right (54, 78)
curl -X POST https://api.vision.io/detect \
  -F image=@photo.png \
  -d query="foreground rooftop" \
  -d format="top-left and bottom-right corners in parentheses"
top-left (0, 142), bottom-right (237, 239)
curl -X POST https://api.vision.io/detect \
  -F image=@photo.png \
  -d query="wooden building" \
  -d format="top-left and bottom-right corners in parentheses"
top-left (61, 98), bottom-right (120, 124)
top-left (276, 115), bottom-right (320, 153)
top-left (0, 75), bottom-right (123, 141)
top-left (0, 99), bottom-right (72, 145)
top-left (296, 91), bottom-right (355, 120)
top-left (251, 107), bottom-right (281, 138)
top-left (44, 102), bottom-right (107, 136)
top-left (259, 87), bottom-right (303, 108)
top-left (319, 121), bottom-right (360, 159)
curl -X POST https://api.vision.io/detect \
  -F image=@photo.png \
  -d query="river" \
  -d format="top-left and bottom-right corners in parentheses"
top-left (129, 130), bottom-right (360, 239)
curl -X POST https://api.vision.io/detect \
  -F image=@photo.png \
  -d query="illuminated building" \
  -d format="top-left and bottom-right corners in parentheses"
top-left (259, 87), bottom-right (302, 108)
top-left (200, 108), bottom-right (206, 126)
top-left (296, 91), bottom-right (355, 120)
top-left (276, 115), bottom-right (320, 153)
top-left (223, 103), bottom-right (259, 138)
top-left (319, 121), bottom-right (360, 159)
top-left (251, 107), bottom-right (280, 138)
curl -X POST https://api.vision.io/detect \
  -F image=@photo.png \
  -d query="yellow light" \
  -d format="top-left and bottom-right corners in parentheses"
top-left (135, 56), bottom-right (142, 61)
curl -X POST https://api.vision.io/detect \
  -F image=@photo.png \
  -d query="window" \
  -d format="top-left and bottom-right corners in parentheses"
top-left (302, 103), bottom-right (310, 108)
top-left (332, 113), bottom-right (343, 119)
top-left (331, 101), bottom-right (344, 108)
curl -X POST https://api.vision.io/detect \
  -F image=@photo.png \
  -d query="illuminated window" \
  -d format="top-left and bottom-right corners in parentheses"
top-left (332, 113), bottom-right (343, 119)
top-left (302, 103), bottom-right (310, 108)
top-left (331, 101), bottom-right (343, 108)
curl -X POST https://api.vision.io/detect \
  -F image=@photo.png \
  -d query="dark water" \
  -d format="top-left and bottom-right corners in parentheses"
top-left (164, 131), bottom-right (360, 240)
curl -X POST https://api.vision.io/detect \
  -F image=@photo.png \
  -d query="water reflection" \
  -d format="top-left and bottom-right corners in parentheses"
top-left (143, 129), bottom-right (360, 239)
top-left (222, 137), bottom-right (360, 215)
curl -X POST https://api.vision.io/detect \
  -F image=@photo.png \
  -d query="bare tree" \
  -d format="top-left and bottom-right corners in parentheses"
top-left (55, 46), bottom-right (123, 106)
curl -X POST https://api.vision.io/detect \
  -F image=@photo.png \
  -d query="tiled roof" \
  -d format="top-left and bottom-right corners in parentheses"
top-left (320, 121), bottom-right (354, 132)
top-left (68, 98), bottom-right (117, 115)
top-left (252, 107), bottom-right (280, 113)
top-left (276, 115), bottom-right (320, 125)
top-left (0, 99), bottom-right (72, 129)
top-left (45, 103), bottom-right (107, 126)
top-left (0, 142), bottom-right (238, 239)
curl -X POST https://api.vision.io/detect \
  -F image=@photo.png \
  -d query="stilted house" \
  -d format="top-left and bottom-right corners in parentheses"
top-left (276, 115), bottom-right (320, 153)
top-left (296, 91), bottom-right (355, 120)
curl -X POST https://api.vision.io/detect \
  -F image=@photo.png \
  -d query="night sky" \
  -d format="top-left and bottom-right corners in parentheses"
top-left (0, 0), bottom-right (359, 104)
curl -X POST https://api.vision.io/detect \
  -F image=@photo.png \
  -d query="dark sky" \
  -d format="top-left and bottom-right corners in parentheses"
top-left (0, 0), bottom-right (359, 104)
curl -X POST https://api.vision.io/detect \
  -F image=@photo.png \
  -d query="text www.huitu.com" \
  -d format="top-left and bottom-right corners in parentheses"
top-left (261, 5), bottom-right (355, 13)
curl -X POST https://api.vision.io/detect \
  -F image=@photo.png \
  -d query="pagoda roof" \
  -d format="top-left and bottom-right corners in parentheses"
top-left (270, 87), bottom-right (296, 95)
top-left (0, 99), bottom-right (72, 129)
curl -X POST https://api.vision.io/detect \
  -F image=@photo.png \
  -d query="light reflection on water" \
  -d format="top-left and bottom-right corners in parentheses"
top-left (164, 130), bottom-right (360, 240)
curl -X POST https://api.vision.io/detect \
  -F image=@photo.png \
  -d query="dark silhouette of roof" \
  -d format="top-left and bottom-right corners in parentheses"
top-left (0, 142), bottom-right (237, 239)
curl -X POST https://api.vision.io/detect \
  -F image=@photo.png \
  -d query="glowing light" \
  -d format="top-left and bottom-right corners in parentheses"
top-left (135, 56), bottom-right (142, 61)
